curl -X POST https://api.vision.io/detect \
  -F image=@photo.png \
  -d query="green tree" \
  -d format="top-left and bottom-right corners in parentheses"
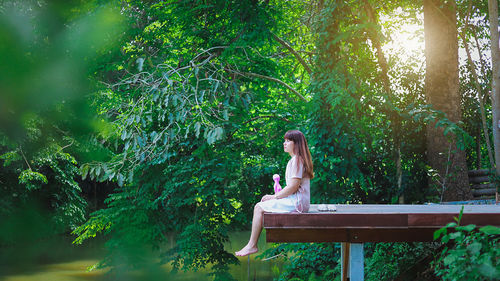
top-left (0, 0), bottom-right (125, 265)
top-left (2, 0), bottom-right (494, 280)
top-left (73, 0), bottom-right (312, 278)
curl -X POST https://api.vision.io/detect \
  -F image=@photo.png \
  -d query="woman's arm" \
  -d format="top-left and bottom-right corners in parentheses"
top-left (262, 178), bottom-right (301, 201)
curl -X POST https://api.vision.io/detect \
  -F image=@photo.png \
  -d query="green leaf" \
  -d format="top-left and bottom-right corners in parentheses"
top-left (466, 242), bottom-right (482, 255)
top-left (81, 164), bottom-right (89, 179)
top-left (121, 129), bottom-right (127, 140)
top-left (443, 126), bottom-right (452, 136)
top-left (442, 235), bottom-right (450, 243)
top-left (18, 169), bottom-right (48, 190)
top-left (479, 225), bottom-right (500, 235)
top-left (456, 224), bottom-right (475, 232)
top-left (446, 222), bottom-right (457, 228)
top-left (434, 227), bottom-right (447, 240)
top-left (454, 206), bottom-right (464, 224)
top-left (448, 232), bottom-right (462, 240)
top-left (478, 263), bottom-right (498, 278)
top-left (95, 165), bottom-right (102, 178)
top-left (117, 173), bottom-right (124, 187)
top-left (443, 254), bottom-right (457, 265)
top-left (194, 122), bottom-right (201, 138)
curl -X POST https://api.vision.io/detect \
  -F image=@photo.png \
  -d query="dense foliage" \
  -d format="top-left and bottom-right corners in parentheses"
top-left (0, 0), bottom-right (124, 238)
top-left (1, 0), bottom-right (499, 280)
top-left (365, 242), bottom-right (438, 280)
top-left (73, 0), bottom-right (310, 279)
top-left (260, 243), bottom-right (339, 280)
top-left (433, 210), bottom-right (500, 280)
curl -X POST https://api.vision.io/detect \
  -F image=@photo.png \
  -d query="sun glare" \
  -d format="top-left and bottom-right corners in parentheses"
top-left (379, 7), bottom-right (488, 69)
top-left (380, 8), bottom-right (425, 66)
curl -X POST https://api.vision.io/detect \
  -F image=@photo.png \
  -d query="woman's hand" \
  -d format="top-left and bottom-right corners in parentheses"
top-left (261, 194), bottom-right (276, 202)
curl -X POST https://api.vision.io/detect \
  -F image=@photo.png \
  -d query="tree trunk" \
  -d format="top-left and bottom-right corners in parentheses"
top-left (423, 0), bottom-right (472, 201)
top-left (488, 0), bottom-right (500, 203)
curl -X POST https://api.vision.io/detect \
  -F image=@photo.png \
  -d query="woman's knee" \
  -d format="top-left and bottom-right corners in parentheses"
top-left (254, 204), bottom-right (264, 214)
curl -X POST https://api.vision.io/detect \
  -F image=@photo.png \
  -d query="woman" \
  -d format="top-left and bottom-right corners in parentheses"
top-left (235, 130), bottom-right (314, 256)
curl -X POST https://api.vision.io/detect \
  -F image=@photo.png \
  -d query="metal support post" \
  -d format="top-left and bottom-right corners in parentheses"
top-left (341, 242), bottom-right (364, 281)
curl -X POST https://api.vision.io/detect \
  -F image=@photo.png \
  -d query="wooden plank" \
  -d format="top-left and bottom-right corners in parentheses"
top-left (471, 183), bottom-right (496, 189)
top-left (408, 213), bottom-right (500, 226)
top-left (264, 204), bottom-right (500, 243)
top-left (264, 213), bottom-right (408, 228)
top-left (306, 204), bottom-right (500, 214)
top-left (468, 169), bottom-right (492, 176)
top-left (265, 227), bottom-right (438, 243)
top-left (472, 188), bottom-right (496, 196)
top-left (265, 212), bottom-right (500, 228)
top-left (341, 243), bottom-right (350, 281)
top-left (469, 176), bottom-right (491, 183)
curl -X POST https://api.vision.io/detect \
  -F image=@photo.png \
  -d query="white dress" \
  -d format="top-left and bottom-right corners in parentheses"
top-left (257, 156), bottom-right (310, 213)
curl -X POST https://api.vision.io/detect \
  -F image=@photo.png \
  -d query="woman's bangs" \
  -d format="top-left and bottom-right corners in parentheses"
top-left (284, 130), bottom-right (300, 142)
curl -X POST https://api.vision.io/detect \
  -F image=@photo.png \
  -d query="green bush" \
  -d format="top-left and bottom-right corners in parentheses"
top-left (433, 217), bottom-right (500, 280)
top-left (364, 242), bottom-right (437, 281)
top-left (261, 243), bottom-right (339, 281)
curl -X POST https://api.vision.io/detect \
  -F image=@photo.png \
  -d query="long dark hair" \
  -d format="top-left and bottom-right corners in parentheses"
top-left (284, 130), bottom-right (314, 179)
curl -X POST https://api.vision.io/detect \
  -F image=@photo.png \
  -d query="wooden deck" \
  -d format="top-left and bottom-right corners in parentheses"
top-left (263, 204), bottom-right (500, 243)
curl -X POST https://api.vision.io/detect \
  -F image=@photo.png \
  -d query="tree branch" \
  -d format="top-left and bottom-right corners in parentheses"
top-left (235, 70), bottom-right (307, 102)
top-left (271, 32), bottom-right (313, 75)
top-left (363, 0), bottom-right (390, 94)
top-left (243, 115), bottom-right (290, 125)
top-left (19, 146), bottom-right (32, 171)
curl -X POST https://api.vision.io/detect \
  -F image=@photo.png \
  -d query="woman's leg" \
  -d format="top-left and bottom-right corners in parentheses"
top-left (235, 204), bottom-right (264, 256)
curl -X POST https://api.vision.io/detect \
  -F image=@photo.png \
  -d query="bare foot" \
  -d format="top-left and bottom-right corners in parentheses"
top-left (235, 245), bottom-right (258, 256)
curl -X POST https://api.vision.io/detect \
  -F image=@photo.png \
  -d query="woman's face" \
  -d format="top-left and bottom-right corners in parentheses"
top-left (283, 139), bottom-right (295, 155)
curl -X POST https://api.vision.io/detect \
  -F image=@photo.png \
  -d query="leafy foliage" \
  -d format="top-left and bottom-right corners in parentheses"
top-left (1, 0), bottom-right (498, 280)
top-left (306, 0), bottom-right (432, 205)
top-left (0, 0), bottom-right (125, 245)
top-left (261, 243), bottom-right (339, 281)
top-left (0, 120), bottom-right (86, 235)
top-left (73, 0), bottom-right (310, 278)
top-left (433, 213), bottom-right (500, 280)
top-left (364, 242), bottom-right (438, 281)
